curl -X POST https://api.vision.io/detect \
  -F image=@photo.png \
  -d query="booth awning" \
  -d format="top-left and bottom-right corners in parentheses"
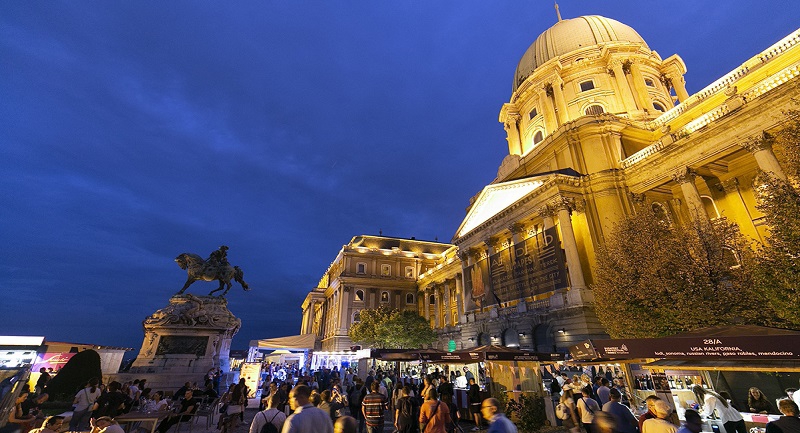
top-left (249, 334), bottom-right (316, 350)
top-left (645, 359), bottom-right (800, 372)
top-left (569, 326), bottom-right (800, 361)
top-left (419, 345), bottom-right (564, 363)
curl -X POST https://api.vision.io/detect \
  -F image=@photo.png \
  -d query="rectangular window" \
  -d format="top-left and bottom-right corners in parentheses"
top-left (381, 264), bottom-right (391, 276)
top-left (405, 266), bottom-right (415, 279)
top-left (529, 108), bottom-right (538, 119)
top-left (579, 80), bottom-right (595, 92)
top-left (356, 262), bottom-right (366, 274)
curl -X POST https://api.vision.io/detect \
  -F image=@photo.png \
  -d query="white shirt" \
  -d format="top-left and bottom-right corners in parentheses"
top-left (281, 404), bottom-right (333, 433)
top-left (250, 408), bottom-right (286, 433)
top-left (577, 397), bottom-right (600, 424)
top-left (74, 387), bottom-right (102, 412)
top-left (703, 395), bottom-right (743, 424)
top-left (793, 391), bottom-right (800, 409)
top-left (455, 376), bottom-right (468, 389)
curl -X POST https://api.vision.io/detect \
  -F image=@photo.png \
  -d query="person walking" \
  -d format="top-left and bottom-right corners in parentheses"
top-left (577, 386), bottom-right (601, 433)
top-left (362, 381), bottom-right (388, 433)
top-left (250, 393), bottom-right (287, 433)
top-left (69, 378), bottom-right (101, 431)
top-left (419, 389), bottom-right (451, 433)
top-left (480, 398), bottom-right (516, 433)
top-left (281, 385), bottom-right (333, 433)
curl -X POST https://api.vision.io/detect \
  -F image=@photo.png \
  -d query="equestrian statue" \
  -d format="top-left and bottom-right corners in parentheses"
top-left (175, 245), bottom-right (250, 297)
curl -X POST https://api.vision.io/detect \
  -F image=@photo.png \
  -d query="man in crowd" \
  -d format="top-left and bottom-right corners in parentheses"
top-left (639, 395), bottom-right (662, 432)
top-left (281, 384), bottom-right (333, 433)
top-left (481, 398), bottom-right (517, 433)
top-left (602, 389), bottom-right (638, 433)
top-left (362, 382), bottom-right (387, 433)
top-left (596, 379), bottom-right (611, 406)
top-left (677, 410), bottom-right (703, 433)
top-left (766, 399), bottom-right (800, 433)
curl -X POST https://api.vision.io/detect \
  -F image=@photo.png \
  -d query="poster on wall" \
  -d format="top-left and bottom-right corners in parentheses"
top-left (464, 226), bottom-right (568, 310)
top-left (240, 362), bottom-right (262, 398)
top-left (32, 353), bottom-right (75, 371)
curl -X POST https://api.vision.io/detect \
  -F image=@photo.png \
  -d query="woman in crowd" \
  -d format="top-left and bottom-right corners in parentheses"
top-left (419, 388), bottom-right (451, 433)
top-left (70, 377), bottom-right (102, 431)
top-left (559, 388), bottom-right (580, 433)
top-left (692, 385), bottom-right (746, 433)
top-left (8, 390), bottom-right (36, 433)
top-left (31, 416), bottom-right (64, 433)
top-left (747, 387), bottom-right (775, 414)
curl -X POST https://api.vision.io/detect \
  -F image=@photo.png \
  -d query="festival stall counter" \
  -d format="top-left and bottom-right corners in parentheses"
top-left (571, 326), bottom-right (800, 432)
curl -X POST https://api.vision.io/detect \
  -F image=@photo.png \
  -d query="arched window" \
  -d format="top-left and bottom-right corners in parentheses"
top-left (585, 105), bottom-right (605, 115)
top-left (352, 311), bottom-right (361, 323)
top-left (645, 78), bottom-right (656, 87)
top-left (503, 328), bottom-right (520, 348)
top-left (653, 102), bottom-right (667, 112)
top-left (477, 332), bottom-right (489, 346)
top-left (380, 291), bottom-right (389, 303)
top-left (354, 290), bottom-right (364, 302)
top-left (406, 293), bottom-right (414, 304)
top-left (533, 130), bottom-right (544, 145)
top-left (429, 294), bottom-right (436, 305)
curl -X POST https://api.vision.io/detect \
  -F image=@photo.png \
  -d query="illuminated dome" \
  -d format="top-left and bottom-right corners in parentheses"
top-left (514, 15), bottom-right (649, 91)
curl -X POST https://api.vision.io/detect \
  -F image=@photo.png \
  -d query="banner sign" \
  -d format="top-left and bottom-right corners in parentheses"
top-left (464, 227), bottom-right (568, 310)
top-left (588, 335), bottom-right (800, 360)
top-left (419, 351), bottom-right (564, 363)
top-left (485, 352), bottom-right (565, 362)
top-left (568, 341), bottom-right (600, 361)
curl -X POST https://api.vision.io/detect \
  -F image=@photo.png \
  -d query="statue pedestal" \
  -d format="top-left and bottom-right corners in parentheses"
top-left (116, 295), bottom-right (241, 390)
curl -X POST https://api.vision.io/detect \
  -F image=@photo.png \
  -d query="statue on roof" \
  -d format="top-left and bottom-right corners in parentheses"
top-left (175, 245), bottom-right (250, 297)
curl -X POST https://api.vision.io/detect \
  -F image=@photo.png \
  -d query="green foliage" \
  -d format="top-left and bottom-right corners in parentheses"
top-left (752, 173), bottom-right (800, 326)
top-left (506, 394), bottom-right (548, 433)
top-left (592, 204), bottom-right (777, 338)
top-left (348, 306), bottom-right (436, 349)
top-left (45, 350), bottom-right (102, 401)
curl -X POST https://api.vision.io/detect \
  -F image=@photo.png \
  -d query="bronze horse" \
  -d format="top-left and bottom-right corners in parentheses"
top-left (175, 253), bottom-right (250, 296)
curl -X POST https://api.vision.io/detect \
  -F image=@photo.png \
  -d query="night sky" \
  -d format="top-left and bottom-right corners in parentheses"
top-left (3, 1), bottom-right (799, 352)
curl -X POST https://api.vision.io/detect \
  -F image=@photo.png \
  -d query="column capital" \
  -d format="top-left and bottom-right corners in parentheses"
top-left (509, 222), bottom-right (527, 234)
top-left (739, 131), bottom-right (774, 153)
top-left (549, 195), bottom-right (584, 213)
top-left (672, 167), bottom-right (697, 184)
top-left (629, 192), bottom-right (647, 206)
top-left (482, 236), bottom-right (499, 249)
top-left (608, 59), bottom-right (625, 70)
top-left (343, 286), bottom-right (351, 292)
top-left (544, 83), bottom-right (554, 98)
top-left (537, 204), bottom-right (557, 219)
top-left (721, 177), bottom-right (740, 193)
top-left (458, 251), bottom-right (470, 262)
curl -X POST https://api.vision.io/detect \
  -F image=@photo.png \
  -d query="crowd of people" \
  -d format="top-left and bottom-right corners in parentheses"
top-left (246, 366), bottom-right (517, 433)
top-left (551, 373), bottom-right (800, 433)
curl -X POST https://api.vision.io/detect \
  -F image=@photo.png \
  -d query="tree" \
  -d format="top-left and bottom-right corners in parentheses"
top-left (749, 108), bottom-right (800, 326)
top-left (348, 306), bottom-right (436, 349)
top-left (592, 204), bottom-right (777, 338)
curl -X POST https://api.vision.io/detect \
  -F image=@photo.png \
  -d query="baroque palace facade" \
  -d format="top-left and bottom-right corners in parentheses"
top-left (301, 15), bottom-right (800, 353)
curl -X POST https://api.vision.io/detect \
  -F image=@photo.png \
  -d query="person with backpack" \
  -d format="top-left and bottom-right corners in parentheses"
top-left (557, 390), bottom-right (580, 433)
top-left (249, 393), bottom-right (286, 433)
top-left (577, 386), bottom-right (601, 433)
top-left (394, 386), bottom-right (418, 433)
top-left (419, 388), bottom-right (452, 433)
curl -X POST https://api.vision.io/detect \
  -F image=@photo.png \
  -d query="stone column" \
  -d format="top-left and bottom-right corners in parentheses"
top-left (339, 287), bottom-right (350, 332)
top-left (551, 77), bottom-right (569, 125)
top-left (455, 272), bottom-right (466, 321)
top-left (609, 60), bottom-right (638, 113)
top-left (740, 133), bottom-right (788, 181)
top-left (433, 286), bottom-right (441, 329)
top-left (628, 61), bottom-right (652, 111)
top-left (538, 207), bottom-right (555, 230)
top-left (539, 88), bottom-right (558, 133)
top-left (443, 282), bottom-right (452, 327)
top-left (673, 167), bottom-right (710, 222)
top-left (667, 73), bottom-right (690, 103)
top-left (423, 288), bottom-right (431, 321)
top-left (503, 112), bottom-right (523, 156)
top-left (552, 197), bottom-right (587, 290)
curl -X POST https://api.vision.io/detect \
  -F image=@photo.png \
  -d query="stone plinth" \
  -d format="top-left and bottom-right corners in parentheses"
top-left (121, 294), bottom-right (240, 389)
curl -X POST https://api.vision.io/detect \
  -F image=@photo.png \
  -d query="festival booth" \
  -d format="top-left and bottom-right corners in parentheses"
top-left (420, 345), bottom-right (565, 422)
top-left (247, 334), bottom-right (317, 392)
top-left (572, 326), bottom-right (800, 432)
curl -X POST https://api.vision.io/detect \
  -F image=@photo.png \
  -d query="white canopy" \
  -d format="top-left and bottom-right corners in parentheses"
top-left (249, 334), bottom-right (316, 350)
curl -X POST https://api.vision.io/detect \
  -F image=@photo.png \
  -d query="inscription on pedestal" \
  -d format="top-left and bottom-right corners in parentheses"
top-left (156, 336), bottom-right (208, 356)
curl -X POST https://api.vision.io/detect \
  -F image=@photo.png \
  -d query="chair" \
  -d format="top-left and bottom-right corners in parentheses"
top-left (193, 397), bottom-right (220, 429)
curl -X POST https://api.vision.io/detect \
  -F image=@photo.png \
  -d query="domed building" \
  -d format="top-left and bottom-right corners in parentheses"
top-left (301, 14), bottom-right (800, 353)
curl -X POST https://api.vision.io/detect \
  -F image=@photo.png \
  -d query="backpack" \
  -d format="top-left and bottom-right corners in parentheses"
top-left (556, 403), bottom-right (570, 420)
top-left (258, 411), bottom-right (280, 433)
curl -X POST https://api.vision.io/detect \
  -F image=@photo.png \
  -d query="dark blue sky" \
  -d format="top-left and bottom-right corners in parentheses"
top-left (2, 1), bottom-right (799, 351)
